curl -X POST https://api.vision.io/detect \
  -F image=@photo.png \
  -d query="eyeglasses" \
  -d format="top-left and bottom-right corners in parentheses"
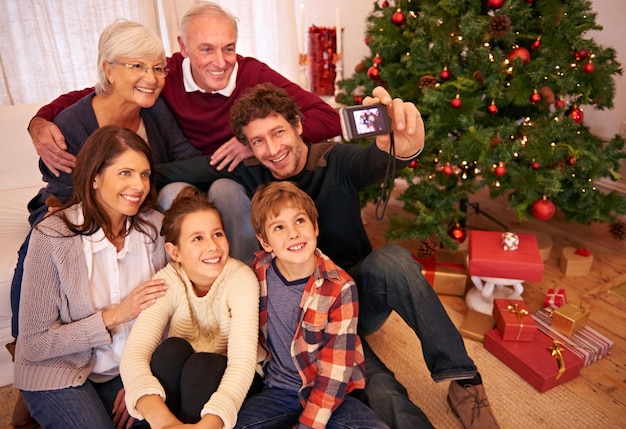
top-left (109, 61), bottom-right (170, 77)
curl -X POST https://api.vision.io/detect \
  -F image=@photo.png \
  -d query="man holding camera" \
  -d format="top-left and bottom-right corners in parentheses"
top-left (156, 83), bottom-right (500, 429)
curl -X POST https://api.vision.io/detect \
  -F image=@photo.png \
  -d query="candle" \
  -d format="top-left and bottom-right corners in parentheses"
top-left (300, 4), bottom-right (305, 53)
top-left (335, 8), bottom-right (342, 54)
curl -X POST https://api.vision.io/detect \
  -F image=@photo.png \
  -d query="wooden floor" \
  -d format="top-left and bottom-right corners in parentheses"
top-left (361, 184), bottom-right (626, 424)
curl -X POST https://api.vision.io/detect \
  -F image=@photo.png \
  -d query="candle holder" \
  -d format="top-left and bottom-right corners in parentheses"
top-left (298, 53), bottom-right (309, 91)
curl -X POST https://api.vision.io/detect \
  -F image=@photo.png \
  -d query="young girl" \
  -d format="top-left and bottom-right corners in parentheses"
top-left (120, 192), bottom-right (260, 429)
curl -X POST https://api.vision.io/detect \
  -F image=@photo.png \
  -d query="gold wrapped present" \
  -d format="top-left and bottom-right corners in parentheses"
top-left (552, 303), bottom-right (591, 337)
top-left (459, 310), bottom-right (496, 342)
top-left (416, 251), bottom-right (470, 296)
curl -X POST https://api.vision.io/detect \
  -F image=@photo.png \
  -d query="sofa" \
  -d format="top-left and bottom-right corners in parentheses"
top-left (0, 103), bottom-right (44, 387)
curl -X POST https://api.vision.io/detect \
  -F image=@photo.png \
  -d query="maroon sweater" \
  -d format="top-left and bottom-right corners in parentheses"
top-left (36, 53), bottom-right (341, 155)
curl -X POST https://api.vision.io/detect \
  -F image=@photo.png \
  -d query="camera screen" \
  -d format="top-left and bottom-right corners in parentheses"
top-left (352, 106), bottom-right (386, 136)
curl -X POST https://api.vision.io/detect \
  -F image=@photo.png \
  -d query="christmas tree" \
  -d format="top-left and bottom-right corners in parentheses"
top-left (337, 0), bottom-right (626, 249)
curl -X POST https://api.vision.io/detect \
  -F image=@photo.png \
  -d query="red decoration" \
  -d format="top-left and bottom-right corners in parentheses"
top-left (574, 49), bottom-right (590, 61)
top-left (353, 95), bottom-right (363, 104)
top-left (530, 90), bottom-right (542, 104)
top-left (381, 0), bottom-right (390, 7)
top-left (448, 223), bottom-right (467, 244)
top-left (409, 159), bottom-right (418, 169)
top-left (392, 9), bottom-right (406, 26)
top-left (568, 106), bottom-right (584, 124)
top-left (365, 35), bottom-right (372, 46)
top-left (574, 248), bottom-right (591, 257)
top-left (525, 0), bottom-right (535, 3)
top-left (494, 163), bottom-right (506, 177)
top-left (531, 161), bottom-right (541, 170)
top-left (508, 47), bottom-right (531, 65)
top-left (439, 66), bottom-right (451, 81)
top-left (531, 37), bottom-right (541, 50)
top-left (531, 197), bottom-right (556, 221)
top-left (308, 26), bottom-right (338, 96)
top-left (367, 65), bottom-right (380, 81)
top-left (442, 164), bottom-right (454, 176)
top-left (583, 62), bottom-right (595, 74)
top-left (487, 101), bottom-right (499, 115)
top-left (567, 156), bottom-right (576, 166)
top-left (487, 0), bottom-right (504, 9)
top-left (372, 53), bottom-right (383, 66)
top-left (450, 95), bottom-right (462, 109)
top-left (554, 98), bottom-right (566, 109)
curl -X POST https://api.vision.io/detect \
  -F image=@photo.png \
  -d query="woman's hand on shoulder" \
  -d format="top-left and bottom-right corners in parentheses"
top-left (102, 279), bottom-right (167, 329)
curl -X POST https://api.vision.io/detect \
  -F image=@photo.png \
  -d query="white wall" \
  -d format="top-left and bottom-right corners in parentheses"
top-left (296, 0), bottom-right (626, 139)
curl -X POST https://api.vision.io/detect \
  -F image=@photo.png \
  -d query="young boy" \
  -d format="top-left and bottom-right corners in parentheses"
top-left (236, 181), bottom-right (388, 429)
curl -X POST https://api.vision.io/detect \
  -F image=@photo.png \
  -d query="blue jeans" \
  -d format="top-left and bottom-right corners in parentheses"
top-left (157, 179), bottom-right (259, 266)
top-left (235, 386), bottom-right (389, 429)
top-left (349, 244), bottom-right (477, 382)
top-left (21, 375), bottom-right (123, 429)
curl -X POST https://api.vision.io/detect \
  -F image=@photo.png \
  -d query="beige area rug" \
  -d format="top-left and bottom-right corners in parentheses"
top-left (366, 308), bottom-right (623, 429)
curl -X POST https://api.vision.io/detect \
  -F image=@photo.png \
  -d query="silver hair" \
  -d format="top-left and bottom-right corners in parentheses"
top-left (179, 1), bottom-right (239, 44)
top-left (95, 20), bottom-right (165, 96)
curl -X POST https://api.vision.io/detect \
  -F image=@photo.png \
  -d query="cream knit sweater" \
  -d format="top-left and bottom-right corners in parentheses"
top-left (120, 258), bottom-right (260, 429)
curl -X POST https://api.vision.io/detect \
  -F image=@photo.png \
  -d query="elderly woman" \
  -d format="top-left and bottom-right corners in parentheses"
top-left (9, 20), bottom-right (200, 429)
top-left (14, 126), bottom-right (168, 428)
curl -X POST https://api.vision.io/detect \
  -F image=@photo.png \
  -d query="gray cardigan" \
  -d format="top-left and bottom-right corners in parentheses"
top-left (13, 207), bottom-right (167, 391)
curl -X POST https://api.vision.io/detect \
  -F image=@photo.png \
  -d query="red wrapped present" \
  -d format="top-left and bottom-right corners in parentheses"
top-left (468, 230), bottom-right (543, 281)
top-left (532, 311), bottom-right (613, 367)
top-left (415, 251), bottom-right (469, 296)
top-left (544, 288), bottom-right (567, 309)
top-left (492, 298), bottom-right (537, 342)
top-left (484, 328), bottom-right (583, 392)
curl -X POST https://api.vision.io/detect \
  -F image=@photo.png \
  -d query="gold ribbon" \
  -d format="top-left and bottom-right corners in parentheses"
top-left (507, 303), bottom-right (529, 341)
top-left (548, 341), bottom-right (566, 380)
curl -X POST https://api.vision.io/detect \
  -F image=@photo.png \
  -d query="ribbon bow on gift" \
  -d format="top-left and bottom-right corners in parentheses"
top-left (507, 302), bottom-right (529, 341)
top-left (548, 341), bottom-right (566, 380)
top-left (574, 248), bottom-right (591, 257)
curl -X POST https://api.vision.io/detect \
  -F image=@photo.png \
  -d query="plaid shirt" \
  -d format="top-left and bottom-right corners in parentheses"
top-left (254, 249), bottom-right (366, 429)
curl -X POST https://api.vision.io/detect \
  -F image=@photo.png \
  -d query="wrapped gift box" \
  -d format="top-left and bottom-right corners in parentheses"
top-left (560, 247), bottom-right (594, 276)
top-left (533, 311), bottom-right (613, 367)
top-left (459, 310), bottom-right (496, 342)
top-left (415, 251), bottom-right (469, 296)
top-left (552, 303), bottom-right (591, 337)
top-left (493, 298), bottom-right (537, 342)
top-left (468, 231), bottom-right (544, 281)
top-left (544, 288), bottom-right (567, 309)
top-left (484, 328), bottom-right (583, 392)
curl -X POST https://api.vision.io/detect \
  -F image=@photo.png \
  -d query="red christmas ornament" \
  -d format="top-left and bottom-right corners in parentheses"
top-left (372, 53), bottom-right (383, 66)
top-left (392, 9), bottom-right (406, 26)
top-left (531, 197), bottom-right (556, 221)
top-left (531, 37), bottom-right (541, 50)
top-left (567, 156), bottom-right (576, 166)
top-left (367, 65), bottom-right (380, 81)
top-left (568, 106), bottom-right (584, 124)
top-left (487, 101), bottom-right (499, 115)
top-left (450, 95), bottom-right (462, 109)
top-left (353, 95), bottom-right (363, 104)
top-left (525, 0), bottom-right (535, 4)
top-left (531, 161), bottom-right (541, 170)
top-left (583, 62), bottom-right (595, 74)
top-left (494, 163), bottom-right (506, 177)
top-left (574, 49), bottom-right (590, 61)
top-left (365, 35), bottom-right (372, 46)
top-left (409, 159), bottom-right (418, 169)
top-left (487, 0), bottom-right (504, 10)
top-left (530, 90), bottom-right (542, 104)
top-left (448, 223), bottom-right (467, 244)
top-left (442, 164), bottom-right (454, 176)
top-left (439, 67), bottom-right (451, 81)
top-left (508, 47), bottom-right (531, 65)
top-left (554, 98), bottom-right (566, 109)
top-left (381, 0), bottom-right (390, 7)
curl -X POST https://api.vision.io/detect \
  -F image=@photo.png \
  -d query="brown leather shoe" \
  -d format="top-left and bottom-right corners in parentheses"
top-left (447, 381), bottom-right (500, 429)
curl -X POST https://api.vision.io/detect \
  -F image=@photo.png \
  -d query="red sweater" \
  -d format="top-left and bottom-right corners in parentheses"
top-left (36, 53), bottom-right (341, 155)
